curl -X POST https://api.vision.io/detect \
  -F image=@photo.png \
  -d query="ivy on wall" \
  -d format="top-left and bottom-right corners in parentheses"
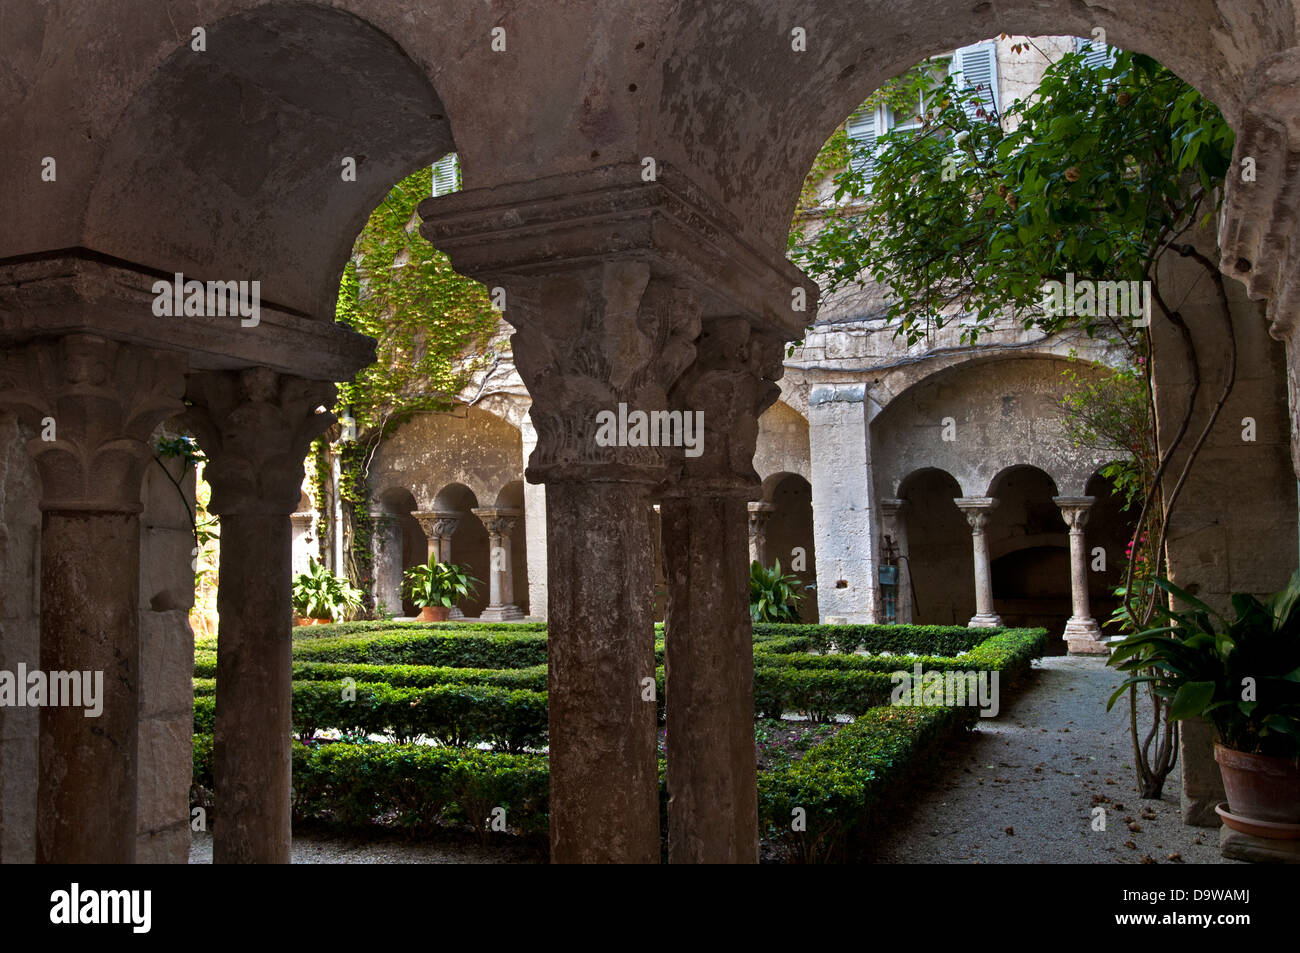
top-left (317, 165), bottom-right (499, 612)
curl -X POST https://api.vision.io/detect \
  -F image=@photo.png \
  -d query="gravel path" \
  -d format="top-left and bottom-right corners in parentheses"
top-left (189, 829), bottom-right (541, 863)
top-left (871, 655), bottom-right (1235, 863)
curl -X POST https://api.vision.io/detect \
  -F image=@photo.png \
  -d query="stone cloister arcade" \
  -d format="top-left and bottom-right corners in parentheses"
top-left (3, 0), bottom-right (1300, 865)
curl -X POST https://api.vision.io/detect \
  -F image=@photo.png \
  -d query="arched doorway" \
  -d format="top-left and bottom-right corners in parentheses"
top-left (898, 468), bottom-right (972, 625)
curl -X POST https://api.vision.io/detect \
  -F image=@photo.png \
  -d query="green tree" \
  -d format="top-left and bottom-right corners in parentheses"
top-left (791, 41), bottom-right (1237, 797)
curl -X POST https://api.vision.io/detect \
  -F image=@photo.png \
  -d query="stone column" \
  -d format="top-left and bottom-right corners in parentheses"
top-left (520, 412), bottom-right (548, 620)
top-left (412, 510), bottom-right (459, 563)
top-left (368, 509), bottom-right (403, 617)
top-left (1053, 496), bottom-right (1107, 654)
top-left (473, 507), bottom-right (524, 620)
top-left (0, 334), bottom-right (186, 863)
top-left (808, 383), bottom-right (882, 622)
top-left (661, 315), bottom-right (784, 864)
top-left (747, 501), bottom-right (775, 566)
top-left (183, 368), bottom-right (334, 864)
top-left (880, 498), bottom-right (912, 624)
top-left (412, 511), bottom-right (464, 618)
top-left (419, 162), bottom-right (814, 863)
top-left (956, 497), bottom-right (1003, 627)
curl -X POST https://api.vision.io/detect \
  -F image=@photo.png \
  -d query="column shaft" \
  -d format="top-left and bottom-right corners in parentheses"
top-left (957, 498), bottom-right (1002, 627)
top-left (546, 482), bottom-right (660, 863)
top-left (662, 496), bottom-right (758, 863)
top-left (212, 514), bottom-right (294, 862)
top-left (36, 511), bottom-right (140, 863)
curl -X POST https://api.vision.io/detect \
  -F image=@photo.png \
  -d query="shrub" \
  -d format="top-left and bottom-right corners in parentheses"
top-left (292, 631), bottom-right (548, 669)
top-left (192, 733), bottom-right (549, 840)
top-left (758, 706), bottom-right (974, 862)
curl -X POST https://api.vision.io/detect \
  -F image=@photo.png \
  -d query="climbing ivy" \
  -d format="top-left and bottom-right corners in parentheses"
top-left (334, 165), bottom-right (497, 435)
top-left (318, 165), bottom-right (499, 611)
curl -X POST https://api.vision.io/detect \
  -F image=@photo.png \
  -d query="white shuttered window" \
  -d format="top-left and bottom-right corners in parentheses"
top-left (431, 153), bottom-right (460, 196)
top-left (950, 41), bottom-right (999, 119)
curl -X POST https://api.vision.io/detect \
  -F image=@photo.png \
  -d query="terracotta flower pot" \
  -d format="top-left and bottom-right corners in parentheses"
top-left (296, 617), bottom-right (333, 627)
top-left (1214, 743), bottom-right (1300, 824)
top-left (418, 605), bottom-right (451, 622)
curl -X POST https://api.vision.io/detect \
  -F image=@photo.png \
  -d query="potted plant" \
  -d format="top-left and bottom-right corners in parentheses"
top-left (1107, 571), bottom-right (1300, 830)
top-left (292, 557), bottom-right (364, 625)
top-left (402, 558), bottom-right (480, 621)
top-left (750, 559), bottom-right (805, 623)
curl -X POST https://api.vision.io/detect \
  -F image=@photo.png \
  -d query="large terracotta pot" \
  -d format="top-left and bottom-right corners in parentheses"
top-left (418, 605), bottom-right (451, 622)
top-left (1214, 743), bottom-right (1300, 824)
top-left (296, 617), bottom-right (332, 627)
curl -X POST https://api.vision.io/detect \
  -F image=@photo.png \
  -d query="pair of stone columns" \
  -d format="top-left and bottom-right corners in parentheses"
top-left (951, 495), bottom-right (1104, 651)
top-left (0, 337), bottom-right (331, 863)
top-left (419, 164), bottom-right (814, 863)
top-left (408, 508), bottom-right (524, 619)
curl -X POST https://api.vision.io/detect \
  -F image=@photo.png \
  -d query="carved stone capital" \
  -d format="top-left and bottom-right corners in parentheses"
top-left (955, 496), bottom-right (999, 532)
top-left (413, 510), bottom-right (460, 541)
top-left (661, 316), bottom-right (786, 497)
top-left (747, 501), bottom-right (776, 537)
top-left (182, 368), bottom-right (335, 516)
top-left (1053, 495), bottom-right (1096, 532)
top-left (472, 507), bottom-right (521, 539)
top-left (499, 266), bottom-right (702, 484)
top-left (0, 334), bottom-right (187, 511)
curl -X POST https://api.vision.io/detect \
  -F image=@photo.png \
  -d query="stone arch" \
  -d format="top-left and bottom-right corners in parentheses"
top-left (80, 2), bottom-right (461, 320)
top-left (755, 400), bottom-right (811, 485)
top-left (370, 404), bottom-right (523, 514)
top-left (757, 471), bottom-right (818, 621)
top-left (428, 482), bottom-right (489, 618)
top-left (873, 353), bottom-right (1112, 500)
top-left (986, 465), bottom-right (1071, 644)
top-left (665, 4), bottom-right (1262, 251)
top-left (373, 485), bottom-right (423, 617)
top-left (896, 467), bottom-right (972, 625)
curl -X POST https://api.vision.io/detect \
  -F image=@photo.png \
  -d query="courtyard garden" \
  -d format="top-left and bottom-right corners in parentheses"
top-left (191, 619), bottom-right (1046, 862)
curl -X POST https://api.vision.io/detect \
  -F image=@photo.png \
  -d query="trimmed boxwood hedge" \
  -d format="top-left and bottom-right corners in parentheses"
top-left (291, 631), bottom-right (549, 669)
top-left (758, 705), bottom-right (974, 862)
top-left (193, 658), bottom-right (548, 692)
top-left (753, 628), bottom-right (1046, 721)
top-left (192, 622), bottom-right (1049, 856)
top-left (752, 622), bottom-right (997, 656)
top-left (193, 733), bottom-right (549, 840)
top-left (194, 680), bottom-right (548, 751)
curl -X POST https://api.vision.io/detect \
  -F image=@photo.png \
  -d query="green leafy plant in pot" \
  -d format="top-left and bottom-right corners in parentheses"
top-left (402, 559), bottom-right (480, 621)
top-left (750, 559), bottom-right (805, 624)
top-left (1107, 571), bottom-right (1300, 828)
top-left (291, 557), bottom-right (364, 625)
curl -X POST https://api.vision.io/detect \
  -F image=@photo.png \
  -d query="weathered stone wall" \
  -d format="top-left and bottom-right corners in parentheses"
top-left (872, 354), bottom-right (1112, 498)
top-left (0, 421), bottom-right (194, 862)
top-left (0, 414), bottom-right (39, 863)
top-left (1152, 235), bottom-right (1299, 825)
top-left (370, 406), bottom-right (522, 515)
top-left (136, 448), bottom-right (197, 862)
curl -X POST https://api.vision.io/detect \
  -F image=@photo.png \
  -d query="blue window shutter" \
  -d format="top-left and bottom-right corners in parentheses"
top-left (431, 153), bottom-right (460, 196)
top-left (951, 41), bottom-right (999, 119)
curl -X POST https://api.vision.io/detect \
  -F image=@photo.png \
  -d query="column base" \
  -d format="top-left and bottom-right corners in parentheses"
top-left (967, 613), bottom-right (1003, 628)
top-left (478, 604), bottom-right (525, 621)
top-left (449, 607), bottom-right (465, 620)
top-left (1063, 617), bottom-right (1108, 655)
